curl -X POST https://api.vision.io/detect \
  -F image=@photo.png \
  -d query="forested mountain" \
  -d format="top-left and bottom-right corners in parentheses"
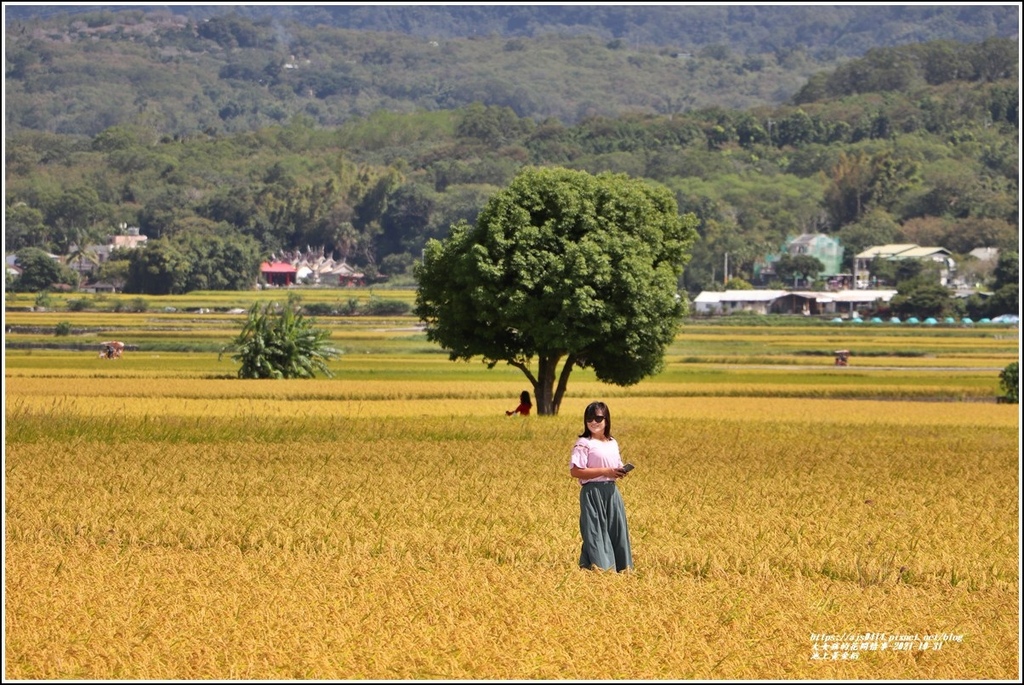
top-left (0, 9), bottom-right (841, 136)
top-left (3, 6), bottom-right (1019, 314)
top-left (3, 5), bottom-right (1019, 135)
top-left (5, 4), bottom-right (1019, 57)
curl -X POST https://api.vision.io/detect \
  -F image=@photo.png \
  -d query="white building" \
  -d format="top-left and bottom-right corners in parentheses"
top-left (693, 289), bottom-right (899, 316)
top-left (693, 289), bottom-right (789, 315)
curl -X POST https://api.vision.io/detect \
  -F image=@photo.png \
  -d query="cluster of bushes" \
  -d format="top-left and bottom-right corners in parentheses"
top-left (301, 297), bottom-right (411, 317)
top-left (18, 293), bottom-right (411, 317)
top-left (65, 297), bottom-right (150, 313)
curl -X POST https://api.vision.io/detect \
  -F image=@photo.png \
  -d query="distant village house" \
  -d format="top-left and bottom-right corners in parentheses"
top-left (853, 244), bottom-right (956, 288)
top-left (69, 224), bottom-right (148, 292)
top-left (756, 233), bottom-right (846, 287)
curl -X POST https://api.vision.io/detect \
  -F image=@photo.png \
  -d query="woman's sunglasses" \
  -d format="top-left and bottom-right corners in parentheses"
top-left (587, 415), bottom-right (606, 423)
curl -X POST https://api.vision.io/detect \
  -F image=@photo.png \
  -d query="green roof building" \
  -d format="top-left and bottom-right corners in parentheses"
top-left (756, 233), bottom-right (845, 283)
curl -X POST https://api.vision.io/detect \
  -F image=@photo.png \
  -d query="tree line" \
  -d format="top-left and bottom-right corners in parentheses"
top-left (4, 34), bottom-right (1018, 320)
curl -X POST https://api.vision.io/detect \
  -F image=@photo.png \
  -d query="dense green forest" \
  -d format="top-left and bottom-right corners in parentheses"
top-left (4, 5), bottom-right (1020, 134)
top-left (1, 9), bottom-right (854, 135)
top-left (3, 7), bottom-right (1019, 309)
top-left (5, 5), bottom-right (1018, 58)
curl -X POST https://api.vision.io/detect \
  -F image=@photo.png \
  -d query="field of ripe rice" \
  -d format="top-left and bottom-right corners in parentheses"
top-left (4, 304), bottom-right (1019, 679)
top-left (5, 373), bottom-right (1019, 680)
top-left (1, 347), bottom-right (1012, 402)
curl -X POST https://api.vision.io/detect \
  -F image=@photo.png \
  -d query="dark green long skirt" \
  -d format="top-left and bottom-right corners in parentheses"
top-left (578, 481), bottom-right (633, 572)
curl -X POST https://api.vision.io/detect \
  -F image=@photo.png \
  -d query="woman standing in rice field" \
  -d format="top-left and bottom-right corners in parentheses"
top-left (569, 401), bottom-right (633, 572)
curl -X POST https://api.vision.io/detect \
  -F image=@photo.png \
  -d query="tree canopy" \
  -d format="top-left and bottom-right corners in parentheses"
top-left (414, 166), bottom-right (698, 415)
top-left (12, 248), bottom-right (78, 292)
top-left (775, 254), bottom-right (826, 286)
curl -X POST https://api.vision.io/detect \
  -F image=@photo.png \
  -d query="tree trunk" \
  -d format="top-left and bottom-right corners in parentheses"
top-left (551, 352), bottom-right (578, 416)
top-left (527, 352), bottom-right (578, 416)
top-left (534, 353), bottom-right (561, 415)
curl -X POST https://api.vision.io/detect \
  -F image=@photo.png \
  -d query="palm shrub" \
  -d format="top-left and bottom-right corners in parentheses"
top-left (222, 301), bottom-right (340, 379)
top-left (998, 361), bottom-right (1018, 404)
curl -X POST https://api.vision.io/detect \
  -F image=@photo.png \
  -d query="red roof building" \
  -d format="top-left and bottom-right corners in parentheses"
top-left (260, 261), bottom-right (298, 286)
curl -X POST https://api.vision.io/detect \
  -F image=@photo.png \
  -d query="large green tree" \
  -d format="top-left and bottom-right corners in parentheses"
top-left (774, 254), bottom-right (826, 286)
top-left (4, 203), bottom-right (48, 251)
top-left (991, 250), bottom-right (1019, 291)
top-left (891, 282), bottom-right (954, 319)
top-left (45, 186), bottom-right (108, 256)
top-left (414, 166), bottom-right (698, 415)
top-left (124, 240), bottom-right (192, 295)
top-left (986, 250), bottom-right (1019, 318)
top-left (13, 247), bottom-right (79, 292)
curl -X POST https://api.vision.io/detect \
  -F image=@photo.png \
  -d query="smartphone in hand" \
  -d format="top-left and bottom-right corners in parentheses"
top-left (620, 463), bottom-right (635, 473)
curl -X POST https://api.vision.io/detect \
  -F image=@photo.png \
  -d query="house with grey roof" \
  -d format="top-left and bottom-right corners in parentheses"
top-left (853, 244), bottom-right (956, 288)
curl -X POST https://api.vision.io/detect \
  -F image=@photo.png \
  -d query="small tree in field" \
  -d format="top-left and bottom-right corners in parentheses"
top-left (999, 361), bottom-right (1018, 404)
top-left (415, 166), bottom-right (698, 415)
top-left (222, 301), bottom-right (340, 379)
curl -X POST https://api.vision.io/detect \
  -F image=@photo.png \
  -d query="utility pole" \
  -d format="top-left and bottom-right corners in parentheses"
top-left (723, 252), bottom-right (729, 285)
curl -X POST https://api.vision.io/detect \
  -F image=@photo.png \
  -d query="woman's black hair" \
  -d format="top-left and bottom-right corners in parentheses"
top-left (579, 401), bottom-right (612, 439)
top-left (520, 390), bottom-right (532, 406)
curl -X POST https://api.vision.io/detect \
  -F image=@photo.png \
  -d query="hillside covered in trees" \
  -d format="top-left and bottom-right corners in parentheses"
top-left (6, 4), bottom-right (1018, 56)
top-left (3, 6), bottom-right (1019, 314)
top-left (4, 5), bottom-right (1019, 135)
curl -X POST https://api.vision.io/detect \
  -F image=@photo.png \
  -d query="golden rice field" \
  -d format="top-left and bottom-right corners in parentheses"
top-left (3, 301), bottom-right (1020, 680)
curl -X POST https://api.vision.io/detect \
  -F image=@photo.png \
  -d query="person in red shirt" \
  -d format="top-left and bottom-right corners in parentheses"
top-left (506, 390), bottom-right (532, 416)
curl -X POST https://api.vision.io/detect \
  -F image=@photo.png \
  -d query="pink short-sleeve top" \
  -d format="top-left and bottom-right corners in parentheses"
top-left (570, 436), bottom-right (623, 485)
